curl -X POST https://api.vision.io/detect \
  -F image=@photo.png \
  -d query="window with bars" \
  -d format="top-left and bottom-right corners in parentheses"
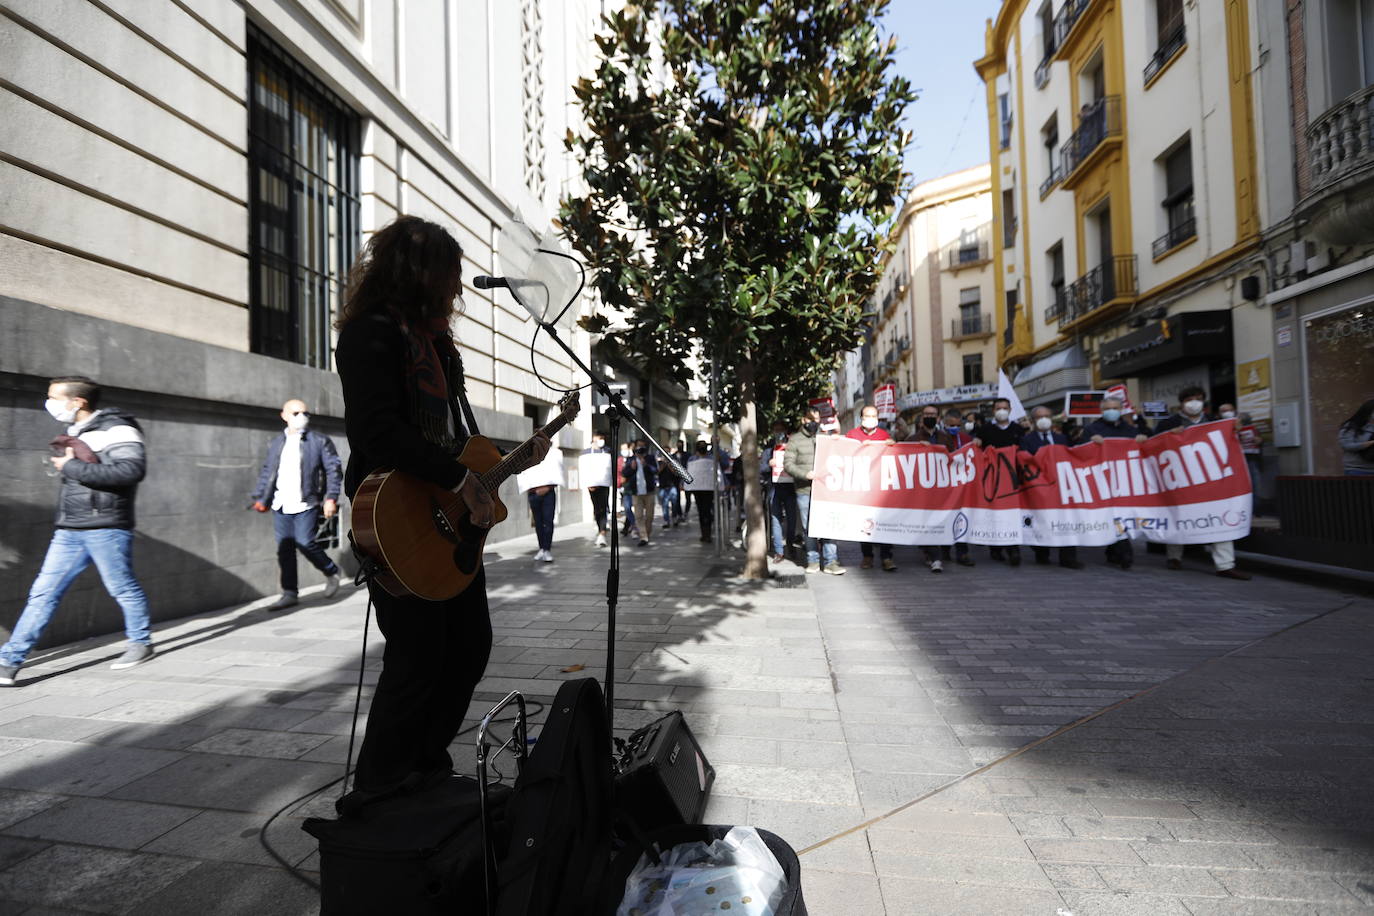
top-left (1154, 137), bottom-right (1195, 257)
top-left (959, 287), bottom-right (982, 335)
top-left (247, 28), bottom-right (360, 369)
top-left (521, 0), bottom-right (546, 199)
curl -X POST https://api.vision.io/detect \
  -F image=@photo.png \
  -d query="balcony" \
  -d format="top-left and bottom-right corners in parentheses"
top-left (1052, 0), bottom-right (1094, 54)
top-left (1034, 53), bottom-right (1054, 90)
top-left (950, 313), bottom-right (994, 341)
top-left (1302, 84), bottom-right (1374, 246)
top-left (1060, 96), bottom-right (1122, 186)
top-left (1152, 210), bottom-right (1197, 259)
top-left (1143, 20), bottom-right (1186, 86)
top-left (1044, 285), bottom-right (1067, 323)
top-left (944, 237), bottom-right (992, 271)
top-left (1059, 255), bottom-right (1137, 327)
top-left (1039, 159), bottom-right (1063, 198)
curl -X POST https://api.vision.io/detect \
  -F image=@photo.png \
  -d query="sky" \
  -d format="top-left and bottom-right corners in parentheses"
top-left (880, 0), bottom-right (1008, 190)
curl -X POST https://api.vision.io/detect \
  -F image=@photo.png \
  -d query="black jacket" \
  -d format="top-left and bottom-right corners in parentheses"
top-left (335, 312), bottom-right (470, 500)
top-left (55, 408), bottom-right (147, 530)
top-left (1021, 429), bottom-right (1069, 454)
top-left (976, 421), bottom-right (1025, 449)
top-left (619, 454), bottom-right (658, 495)
top-left (1153, 413), bottom-right (1212, 435)
top-left (250, 429), bottom-right (343, 509)
top-left (1084, 417), bottom-right (1147, 440)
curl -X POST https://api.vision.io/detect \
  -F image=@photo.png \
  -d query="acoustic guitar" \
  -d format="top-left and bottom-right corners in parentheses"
top-left (351, 392), bottom-right (581, 600)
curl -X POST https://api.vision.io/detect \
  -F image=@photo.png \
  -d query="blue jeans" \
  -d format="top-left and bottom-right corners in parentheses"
top-left (274, 508), bottom-right (339, 594)
top-left (527, 488), bottom-right (556, 550)
top-left (769, 482), bottom-right (798, 555)
top-left (794, 489), bottom-right (837, 567)
top-left (621, 488), bottom-right (636, 531)
top-left (1, 528), bottom-right (151, 667)
top-left (658, 486), bottom-right (680, 522)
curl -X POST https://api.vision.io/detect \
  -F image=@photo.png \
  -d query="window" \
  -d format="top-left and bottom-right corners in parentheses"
top-left (959, 287), bottom-right (982, 335)
top-left (1154, 137), bottom-right (1196, 256)
top-left (247, 28), bottom-right (360, 369)
top-left (1046, 242), bottom-right (1066, 320)
top-left (1145, 0), bottom-right (1186, 83)
top-left (1040, 114), bottom-right (1060, 193)
top-left (999, 93), bottom-right (1013, 149)
top-left (963, 354), bottom-right (985, 386)
top-left (521, 0), bottom-right (546, 198)
top-left (1038, 1), bottom-right (1057, 60)
top-left (1002, 189), bottom-right (1017, 248)
top-left (1327, 0), bottom-right (1374, 100)
top-left (1004, 289), bottom-right (1019, 346)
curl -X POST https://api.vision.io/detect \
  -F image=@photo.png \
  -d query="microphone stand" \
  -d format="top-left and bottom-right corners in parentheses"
top-left (526, 318), bottom-right (690, 727)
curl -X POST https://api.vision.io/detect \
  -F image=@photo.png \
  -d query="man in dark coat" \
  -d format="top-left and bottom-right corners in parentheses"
top-left (1021, 406), bottom-right (1083, 569)
top-left (973, 397), bottom-right (1024, 566)
top-left (251, 398), bottom-right (344, 610)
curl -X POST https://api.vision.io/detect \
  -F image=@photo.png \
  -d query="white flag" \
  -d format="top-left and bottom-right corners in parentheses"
top-left (997, 368), bottom-right (1027, 421)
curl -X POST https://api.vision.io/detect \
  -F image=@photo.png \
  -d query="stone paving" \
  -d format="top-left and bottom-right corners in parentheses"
top-left (0, 518), bottom-right (1366, 914)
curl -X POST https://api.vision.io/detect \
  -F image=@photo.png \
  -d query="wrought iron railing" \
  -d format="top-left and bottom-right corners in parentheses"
top-left (1044, 286), bottom-right (1067, 323)
top-left (1061, 96), bottom-right (1122, 180)
top-left (946, 239), bottom-right (991, 270)
top-left (1035, 54), bottom-right (1054, 89)
top-left (1152, 211), bottom-right (1196, 258)
top-left (1059, 255), bottom-right (1137, 325)
top-left (1307, 84), bottom-right (1374, 195)
top-left (1143, 20), bottom-right (1186, 84)
top-left (1053, 0), bottom-right (1094, 48)
top-left (1039, 159), bottom-right (1063, 197)
top-left (950, 313), bottom-right (992, 339)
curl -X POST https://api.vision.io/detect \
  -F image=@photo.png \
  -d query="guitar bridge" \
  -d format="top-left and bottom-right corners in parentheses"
top-left (429, 497), bottom-right (461, 544)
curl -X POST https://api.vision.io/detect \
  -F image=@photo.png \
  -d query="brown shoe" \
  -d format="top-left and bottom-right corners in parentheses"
top-left (860, 556), bottom-right (874, 569)
top-left (1216, 568), bottom-right (1252, 580)
top-left (1166, 558), bottom-right (1182, 570)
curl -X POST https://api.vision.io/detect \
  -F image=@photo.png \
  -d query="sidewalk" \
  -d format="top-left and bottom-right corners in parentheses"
top-left (0, 519), bottom-right (1365, 914)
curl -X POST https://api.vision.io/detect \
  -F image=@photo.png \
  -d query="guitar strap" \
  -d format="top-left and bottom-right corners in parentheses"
top-left (444, 352), bottom-right (482, 438)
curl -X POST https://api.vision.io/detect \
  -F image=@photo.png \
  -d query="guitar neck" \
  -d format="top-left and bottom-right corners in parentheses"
top-left (479, 412), bottom-right (574, 491)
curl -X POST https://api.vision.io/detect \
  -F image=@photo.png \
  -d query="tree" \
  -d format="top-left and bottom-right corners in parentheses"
top-left (561, 0), bottom-right (914, 577)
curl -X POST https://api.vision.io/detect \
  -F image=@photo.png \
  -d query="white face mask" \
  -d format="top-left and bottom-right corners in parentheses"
top-left (964, 421), bottom-right (975, 432)
top-left (287, 412), bottom-right (310, 431)
top-left (1220, 411), bottom-right (1235, 419)
top-left (621, 447), bottom-right (632, 457)
top-left (994, 409), bottom-right (1011, 423)
top-left (1035, 417), bottom-right (1053, 431)
top-left (593, 440), bottom-right (605, 450)
top-left (45, 398), bottom-right (78, 424)
top-left (1183, 399), bottom-right (1204, 416)
top-left (860, 416), bottom-right (878, 430)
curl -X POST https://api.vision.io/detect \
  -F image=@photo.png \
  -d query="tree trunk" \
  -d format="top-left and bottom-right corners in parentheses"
top-left (737, 351), bottom-right (770, 579)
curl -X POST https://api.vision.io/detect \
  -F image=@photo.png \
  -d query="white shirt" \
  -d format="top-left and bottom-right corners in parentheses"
top-left (272, 431), bottom-right (309, 514)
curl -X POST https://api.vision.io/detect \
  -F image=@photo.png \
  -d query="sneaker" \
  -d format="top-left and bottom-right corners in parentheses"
top-left (111, 643), bottom-right (154, 670)
top-left (805, 562), bottom-right (820, 573)
top-left (1216, 568), bottom-right (1251, 580)
top-left (929, 559), bottom-right (943, 574)
top-left (822, 565), bottom-right (847, 576)
top-left (541, 550), bottom-right (554, 563)
top-left (323, 572), bottom-right (341, 598)
top-left (638, 539), bottom-right (649, 547)
top-left (595, 533), bottom-right (607, 548)
top-left (267, 593), bottom-right (298, 612)
top-left (882, 558), bottom-right (897, 572)
top-left (0, 665), bottom-right (17, 687)
top-left (860, 556), bottom-right (874, 569)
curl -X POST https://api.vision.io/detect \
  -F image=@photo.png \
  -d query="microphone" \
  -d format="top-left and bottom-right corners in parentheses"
top-left (472, 275), bottom-right (509, 290)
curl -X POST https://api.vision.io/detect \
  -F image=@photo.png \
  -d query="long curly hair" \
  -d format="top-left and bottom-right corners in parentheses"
top-left (335, 215), bottom-right (464, 329)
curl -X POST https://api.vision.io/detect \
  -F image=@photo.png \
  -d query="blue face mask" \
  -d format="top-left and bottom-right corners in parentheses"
top-left (1102, 408), bottom-right (1122, 423)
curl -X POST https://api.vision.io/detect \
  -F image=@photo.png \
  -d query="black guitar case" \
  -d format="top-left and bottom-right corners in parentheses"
top-left (495, 677), bottom-right (613, 916)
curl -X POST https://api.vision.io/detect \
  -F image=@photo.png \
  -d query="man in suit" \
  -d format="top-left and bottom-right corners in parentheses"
top-left (250, 398), bottom-right (344, 610)
top-left (1021, 405), bottom-right (1083, 569)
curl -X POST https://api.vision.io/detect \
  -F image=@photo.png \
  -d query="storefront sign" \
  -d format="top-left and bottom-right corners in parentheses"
top-left (897, 382), bottom-right (998, 410)
top-left (1064, 391), bottom-right (1107, 417)
top-left (874, 384), bottom-right (897, 420)
top-left (1099, 311), bottom-right (1233, 378)
top-left (1236, 356), bottom-right (1272, 436)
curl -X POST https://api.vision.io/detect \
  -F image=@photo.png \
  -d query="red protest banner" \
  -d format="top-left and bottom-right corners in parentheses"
top-left (806, 420), bottom-right (1251, 546)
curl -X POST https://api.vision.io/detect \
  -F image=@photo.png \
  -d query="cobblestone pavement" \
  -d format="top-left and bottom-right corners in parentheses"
top-left (0, 519), bottom-right (1366, 914)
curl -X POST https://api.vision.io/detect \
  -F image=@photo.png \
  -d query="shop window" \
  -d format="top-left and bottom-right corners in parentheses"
top-left (1304, 305), bottom-right (1374, 474)
top-left (963, 354), bottom-right (985, 386)
top-left (247, 27), bottom-right (360, 369)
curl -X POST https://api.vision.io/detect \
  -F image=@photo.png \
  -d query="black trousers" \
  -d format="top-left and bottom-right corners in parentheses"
top-left (1032, 546), bottom-right (1079, 564)
top-left (695, 492), bottom-right (714, 538)
top-left (588, 486), bottom-right (610, 533)
top-left (353, 569), bottom-right (492, 794)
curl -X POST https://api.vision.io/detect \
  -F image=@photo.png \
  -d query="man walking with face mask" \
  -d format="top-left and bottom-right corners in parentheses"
top-left (1022, 406), bottom-right (1083, 569)
top-left (974, 397), bottom-right (1025, 566)
top-left (251, 399), bottom-right (344, 610)
top-left (1152, 387), bottom-right (1251, 580)
top-left (0, 376), bottom-right (153, 685)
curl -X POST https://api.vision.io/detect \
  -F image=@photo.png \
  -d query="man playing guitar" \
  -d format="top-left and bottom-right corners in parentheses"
top-left (334, 215), bottom-right (551, 814)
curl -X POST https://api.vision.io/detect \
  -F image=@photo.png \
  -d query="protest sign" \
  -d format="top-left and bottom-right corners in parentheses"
top-left (805, 420), bottom-right (1251, 547)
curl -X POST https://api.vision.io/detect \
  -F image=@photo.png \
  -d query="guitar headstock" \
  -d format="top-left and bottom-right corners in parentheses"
top-left (557, 391), bottom-right (581, 423)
